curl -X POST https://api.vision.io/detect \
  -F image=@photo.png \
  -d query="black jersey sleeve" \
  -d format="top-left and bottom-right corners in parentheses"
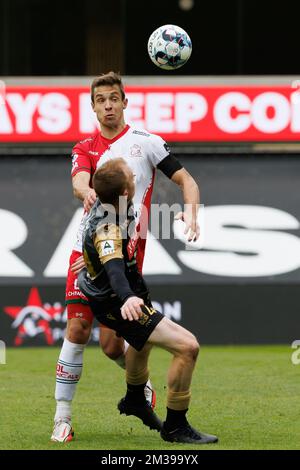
top-left (156, 154), bottom-right (183, 179)
top-left (104, 258), bottom-right (135, 302)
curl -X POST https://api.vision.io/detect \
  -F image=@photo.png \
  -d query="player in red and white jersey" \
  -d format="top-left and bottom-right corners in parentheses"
top-left (70, 123), bottom-right (175, 271)
top-left (51, 72), bottom-right (200, 442)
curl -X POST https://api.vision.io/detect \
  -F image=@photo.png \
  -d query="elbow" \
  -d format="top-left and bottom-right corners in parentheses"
top-left (186, 176), bottom-right (199, 193)
top-left (73, 186), bottom-right (80, 200)
top-left (174, 170), bottom-right (199, 195)
top-left (192, 178), bottom-right (199, 191)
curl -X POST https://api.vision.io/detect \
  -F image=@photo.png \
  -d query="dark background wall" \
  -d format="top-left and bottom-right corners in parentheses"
top-left (1, 0), bottom-right (300, 75)
top-left (0, 154), bottom-right (299, 345)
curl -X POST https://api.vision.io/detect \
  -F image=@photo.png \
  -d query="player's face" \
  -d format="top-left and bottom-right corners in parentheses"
top-left (92, 85), bottom-right (128, 129)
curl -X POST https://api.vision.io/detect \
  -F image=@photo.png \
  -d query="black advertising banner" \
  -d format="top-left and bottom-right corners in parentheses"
top-left (0, 155), bottom-right (299, 345)
top-left (0, 284), bottom-right (298, 346)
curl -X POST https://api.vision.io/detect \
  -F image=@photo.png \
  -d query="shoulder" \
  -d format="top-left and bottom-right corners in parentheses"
top-left (129, 126), bottom-right (164, 141)
top-left (95, 222), bottom-right (122, 241)
top-left (94, 222), bottom-right (123, 259)
top-left (130, 127), bottom-right (151, 138)
top-left (72, 133), bottom-right (98, 154)
top-left (129, 127), bottom-right (169, 152)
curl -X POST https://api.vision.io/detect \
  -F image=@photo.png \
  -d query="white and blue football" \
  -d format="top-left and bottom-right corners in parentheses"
top-left (147, 24), bottom-right (192, 70)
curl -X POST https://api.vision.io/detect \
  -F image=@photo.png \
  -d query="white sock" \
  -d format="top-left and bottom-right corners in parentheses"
top-left (54, 400), bottom-right (72, 423)
top-left (54, 338), bottom-right (85, 422)
top-left (114, 341), bottom-right (129, 370)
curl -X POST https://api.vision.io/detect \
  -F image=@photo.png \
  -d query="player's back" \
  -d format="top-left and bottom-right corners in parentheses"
top-left (80, 199), bottom-right (148, 302)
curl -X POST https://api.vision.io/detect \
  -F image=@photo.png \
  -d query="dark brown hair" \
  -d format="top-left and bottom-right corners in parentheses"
top-left (93, 158), bottom-right (129, 206)
top-left (91, 71), bottom-right (125, 103)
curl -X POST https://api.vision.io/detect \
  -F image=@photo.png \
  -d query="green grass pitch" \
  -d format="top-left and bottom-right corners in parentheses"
top-left (0, 345), bottom-right (299, 450)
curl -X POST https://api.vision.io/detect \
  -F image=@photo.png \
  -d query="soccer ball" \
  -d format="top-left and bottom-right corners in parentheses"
top-left (147, 24), bottom-right (192, 70)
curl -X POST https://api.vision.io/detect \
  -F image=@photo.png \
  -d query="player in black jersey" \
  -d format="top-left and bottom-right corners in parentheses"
top-left (78, 158), bottom-right (218, 444)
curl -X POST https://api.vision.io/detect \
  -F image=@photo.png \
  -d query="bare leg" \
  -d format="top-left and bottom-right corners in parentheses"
top-left (99, 327), bottom-right (156, 407)
top-left (117, 342), bottom-right (162, 431)
top-left (99, 327), bottom-right (125, 360)
top-left (125, 342), bottom-right (153, 385)
top-left (148, 317), bottom-right (199, 392)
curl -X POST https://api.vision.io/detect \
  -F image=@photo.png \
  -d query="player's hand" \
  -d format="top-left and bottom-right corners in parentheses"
top-left (121, 296), bottom-right (144, 321)
top-left (174, 211), bottom-right (200, 242)
top-left (71, 255), bottom-right (86, 275)
top-left (83, 189), bottom-right (97, 213)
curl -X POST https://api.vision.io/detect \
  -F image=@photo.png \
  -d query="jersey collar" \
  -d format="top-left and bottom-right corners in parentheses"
top-left (99, 124), bottom-right (130, 145)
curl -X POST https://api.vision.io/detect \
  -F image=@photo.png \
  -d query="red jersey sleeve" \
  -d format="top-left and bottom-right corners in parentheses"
top-left (71, 141), bottom-right (92, 177)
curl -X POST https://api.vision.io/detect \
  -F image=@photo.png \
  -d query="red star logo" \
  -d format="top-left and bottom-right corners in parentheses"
top-left (4, 287), bottom-right (64, 346)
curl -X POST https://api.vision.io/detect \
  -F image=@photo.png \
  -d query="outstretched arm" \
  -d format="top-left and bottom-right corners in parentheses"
top-left (155, 152), bottom-right (200, 242)
top-left (171, 168), bottom-right (200, 242)
top-left (72, 172), bottom-right (97, 212)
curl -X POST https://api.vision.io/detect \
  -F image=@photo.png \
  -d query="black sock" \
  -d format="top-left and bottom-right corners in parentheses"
top-left (164, 407), bottom-right (188, 431)
top-left (125, 382), bottom-right (147, 405)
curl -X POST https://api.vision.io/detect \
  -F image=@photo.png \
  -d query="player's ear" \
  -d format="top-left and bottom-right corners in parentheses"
top-left (123, 98), bottom-right (128, 110)
top-left (91, 101), bottom-right (96, 112)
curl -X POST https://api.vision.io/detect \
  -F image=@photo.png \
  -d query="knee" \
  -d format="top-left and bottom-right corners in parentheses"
top-left (180, 336), bottom-right (200, 362)
top-left (101, 341), bottom-right (124, 360)
top-left (67, 320), bottom-right (91, 344)
top-left (102, 344), bottom-right (124, 360)
top-left (100, 328), bottom-right (125, 360)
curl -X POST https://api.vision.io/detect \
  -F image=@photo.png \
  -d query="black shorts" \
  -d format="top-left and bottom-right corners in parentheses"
top-left (89, 293), bottom-right (164, 351)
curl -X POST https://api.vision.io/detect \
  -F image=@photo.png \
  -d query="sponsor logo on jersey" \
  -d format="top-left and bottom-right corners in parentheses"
top-left (79, 137), bottom-right (93, 144)
top-left (101, 240), bottom-right (115, 256)
top-left (132, 130), bottom-right (150, 137)
top-left (67, 290), bottom-right (86, 297)
top-left (88, 151), bottom-right (99, 156)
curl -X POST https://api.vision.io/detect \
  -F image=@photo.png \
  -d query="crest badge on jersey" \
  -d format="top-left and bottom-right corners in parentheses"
top-left (130, 144), bottom-right (142, 157)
